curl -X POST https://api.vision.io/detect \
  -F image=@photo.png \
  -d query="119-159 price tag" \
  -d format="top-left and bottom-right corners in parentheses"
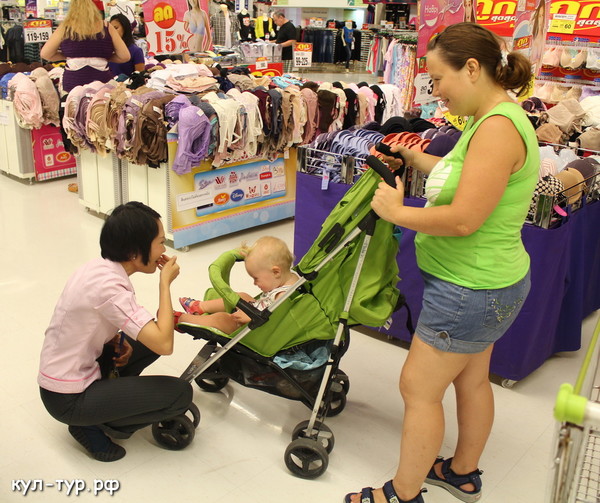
top-left (293, 43), bottom-right (313, 68)
top-left (24, 20), bottom-right (52, 44)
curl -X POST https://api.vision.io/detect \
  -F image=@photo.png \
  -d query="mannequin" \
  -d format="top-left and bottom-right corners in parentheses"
top-left (254, 12), bottom-right (275, 40)
top-left (210, 2), bottom-right (241, 47)
top-left (238, 8), bottom-right (254, 42)
top-left (341, 20), bottom-right (354, 70)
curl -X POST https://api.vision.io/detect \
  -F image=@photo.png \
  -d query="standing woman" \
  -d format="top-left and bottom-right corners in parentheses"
top-left (38, 202), bottom-right (193, 462)
top-left (40, 0), bottom-right (130, 93)
top-left (346, 23), bottom-right (539, 503)
top-left (109, 13), bottom-right (145, 77)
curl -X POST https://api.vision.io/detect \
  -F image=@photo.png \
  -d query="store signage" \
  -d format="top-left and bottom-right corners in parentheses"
top-left (25, 0), bottom-right (37, 19)
top-left (24, 19), bottom-right (52, 44)
top-left (546, 0), bottom-right (600, 39)
top-left (255, 57), bottom-right (268, 70)
top-left (176, 158), bottom-right (287, 216)
top-left (442, 110), bottom-right (468, 131)
top-left (143, 0), bottom-right (210, 55)
top-left (31, 125), bottom-right (77, 181)
top-left (476, 0), bottom-right (517, 37)
top-left (247, 62), bottom-right (283, 77)
top-left (513, 0), bottom-right (550, 74)
top-left (293, 43), bottom-right (313, 68)
top-left (549, 13), bottom-right (576, 34)
top-left (418, 0), bottom-right (464, 58)
top-left (413, 72), bottom-right (436, 105)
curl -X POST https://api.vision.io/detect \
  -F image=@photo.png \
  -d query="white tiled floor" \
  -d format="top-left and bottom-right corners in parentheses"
top-left (1, 73), bottom-right (598, 502)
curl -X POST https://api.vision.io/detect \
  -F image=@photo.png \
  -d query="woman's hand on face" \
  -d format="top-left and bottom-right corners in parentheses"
top-left (371, 176), bottom-right (405, 224)
top-left (158, 254), bottom-right (179, 283)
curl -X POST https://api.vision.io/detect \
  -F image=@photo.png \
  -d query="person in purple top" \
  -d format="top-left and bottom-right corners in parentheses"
top-left (40, 0), bottom-right (130, 93)
top-left (109, 13), bottom-right (145, 77)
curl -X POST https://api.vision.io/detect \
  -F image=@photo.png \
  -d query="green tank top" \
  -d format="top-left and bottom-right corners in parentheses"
top-left (414, 102), bottom-right (539, 289)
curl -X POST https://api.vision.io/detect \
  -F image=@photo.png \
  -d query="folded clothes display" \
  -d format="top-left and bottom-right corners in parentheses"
top-left (4, 58), bottom-right (443, 173)
top-left (8, 72), bottom-right (44, 129)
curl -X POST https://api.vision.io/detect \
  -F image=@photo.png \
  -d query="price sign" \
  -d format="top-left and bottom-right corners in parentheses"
top-left (549, 14), bottom-right (576, 35)
top-left (293, 43), bottom-right (313, 68)
top-left (255, 57), bottom-right (268, 70)
top-left (443, 110), bottom-right (469, 131)
top-left (24, 20), bottom-right (52, 45)
top-left (413, 72), bottom-right (436, 105)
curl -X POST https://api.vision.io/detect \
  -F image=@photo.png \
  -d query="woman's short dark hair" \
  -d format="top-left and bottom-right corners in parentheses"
top-left (100, 202), bottom-right (161, 265)
top-left (427, 22), bottom-right (532, 97)
top-left (110, 13), bottom-right (135, 47)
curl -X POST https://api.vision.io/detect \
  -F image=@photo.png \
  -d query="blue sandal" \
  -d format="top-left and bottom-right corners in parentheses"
top-left (425, 457), bottom-right (482, 503)
top-left (344, 480), bottom-right (426, 503)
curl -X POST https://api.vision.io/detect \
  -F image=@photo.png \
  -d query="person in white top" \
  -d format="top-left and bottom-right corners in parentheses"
top-left (38, 202), bottom-right (192, 462)
top-left (177, 236), bottom-right (298, 334)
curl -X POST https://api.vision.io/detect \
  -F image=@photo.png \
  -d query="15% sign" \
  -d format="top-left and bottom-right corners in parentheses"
top-left (293, 43), bottom-right (313, 68)
top-left (24, 19), bottom-right (52, 44)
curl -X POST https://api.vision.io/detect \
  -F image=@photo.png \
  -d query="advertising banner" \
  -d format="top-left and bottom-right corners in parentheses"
top-left (25, 0), bottom-right (37, 19)
top-left (476, 0), bottom-right (517, 37)
top-left (513, 0), bottom-right (550, 73)
top-left (143, 0), bottom-right (211, 55)
top-left (418, 0), bottom-right (466, 58)
top-left (31, 125), bottom-right (77, 181)
top-left (167, 143), bottom-right (297, 248)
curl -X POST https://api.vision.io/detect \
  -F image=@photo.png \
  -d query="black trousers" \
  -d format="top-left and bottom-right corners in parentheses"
top-left (40, 337), bottom-right (193, 435)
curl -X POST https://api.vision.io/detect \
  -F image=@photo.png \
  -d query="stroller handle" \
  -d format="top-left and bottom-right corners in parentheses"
top-left (366, 154), bottom-right (403, 187)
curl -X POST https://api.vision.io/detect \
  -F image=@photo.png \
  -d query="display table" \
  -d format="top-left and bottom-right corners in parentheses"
top-left (293, 172), bottom-right (600, 382)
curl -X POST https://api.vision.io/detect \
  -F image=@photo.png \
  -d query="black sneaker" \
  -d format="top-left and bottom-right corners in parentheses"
top-left (68, 425), bottom-right (126, 462)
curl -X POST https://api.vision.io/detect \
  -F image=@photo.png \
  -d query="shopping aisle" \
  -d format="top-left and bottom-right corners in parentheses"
top-left (0, 169), bottom-right (596, 503)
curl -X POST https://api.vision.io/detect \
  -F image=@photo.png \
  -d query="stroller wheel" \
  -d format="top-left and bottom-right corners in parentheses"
top-left (292, 420), bottom-right (335, 454)
top-left (284, 438), bottom-right (329, 479)
top-left (335, 370), bottom-right (350, 394)
top-left (194, 375), bottom-right (230, 392)
top-left (186, 402), bottom-right (201, 428)
top-left (325, 386), bottom-right (347, 417)
top-left (152, 414), bottom-right (195, 450)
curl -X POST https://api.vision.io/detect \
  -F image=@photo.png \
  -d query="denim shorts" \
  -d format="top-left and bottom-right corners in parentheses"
top-left (415, 269), bottom-right (531, 354)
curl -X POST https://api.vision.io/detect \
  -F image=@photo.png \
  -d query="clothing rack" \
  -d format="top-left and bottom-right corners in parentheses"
top-left (370, 28), bottom-right (417, 44)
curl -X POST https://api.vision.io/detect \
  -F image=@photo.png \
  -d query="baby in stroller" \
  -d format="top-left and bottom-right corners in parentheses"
top-left (174, 236), bottom-right (299, 334)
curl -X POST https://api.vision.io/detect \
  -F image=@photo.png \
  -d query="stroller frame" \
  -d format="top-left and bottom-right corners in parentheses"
top-left (177, 156), bottom-right (401, 478)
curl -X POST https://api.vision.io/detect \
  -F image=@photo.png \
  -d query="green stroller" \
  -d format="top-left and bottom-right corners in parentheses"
top-left (176, 156), bottom-right (406, 478)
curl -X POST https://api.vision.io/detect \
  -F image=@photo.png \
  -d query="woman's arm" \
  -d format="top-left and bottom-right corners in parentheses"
top-left (136, 255), bottom-right (180, 355)
top-left (40, 24), bottom-right (66, 61)
top-left (132, 45), bottom-right (146, 72)
top-left (107, 22), bottom-right (131, 63)
top-left (371, 115), bottom-right (525, 236)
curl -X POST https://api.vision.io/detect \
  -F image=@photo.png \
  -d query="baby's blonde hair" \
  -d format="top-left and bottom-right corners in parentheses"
top-left (241, 236), bottom-right (294, 271)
